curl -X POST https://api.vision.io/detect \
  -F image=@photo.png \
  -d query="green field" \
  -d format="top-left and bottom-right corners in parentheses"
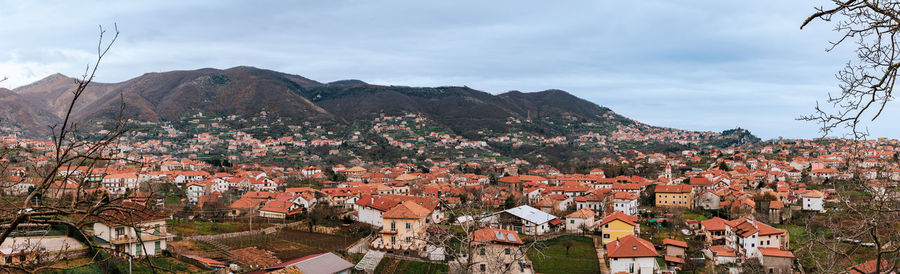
top-left (374, 258), bottom-right (448, 274)
top-left (682, 212), bottom-right (709, 221)
top-left (527, 235), bottom-right (599, 274)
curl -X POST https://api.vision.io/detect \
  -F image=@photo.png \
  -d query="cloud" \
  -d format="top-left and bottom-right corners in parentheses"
top-left (0, 0), bottom-right (894, 139)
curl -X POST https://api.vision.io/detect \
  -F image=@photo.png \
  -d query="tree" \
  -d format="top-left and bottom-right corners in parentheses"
top-left (562, 239), bottom-right (574, 255)
top-left (417, 197), bottom-right (541, 274)
top-left (0, 25), bottom-right (173, 273)
top-left (504, 196), bottom-right (517, 209)
top-left (800, 1), bottom-right (900, 138)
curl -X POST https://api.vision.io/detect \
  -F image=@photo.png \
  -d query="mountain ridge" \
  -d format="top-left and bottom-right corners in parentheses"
top-left (0, 66), bottom-right (758, 150)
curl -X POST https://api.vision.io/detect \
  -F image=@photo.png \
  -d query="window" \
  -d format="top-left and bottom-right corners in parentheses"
top-left (570, 220), bottom-right (575, 224)
top-left (406, 237), bottom-right (411, 243)
top-left (406, 222), bottom-right (411, 230)
top-left (505, 248), bottom-right (511, 255)
top-left (480, 264), bottom-right (486, 272)
top-left (603, 234), bottom-right (610, 239)
top-left (153, 225), bottom-right (160, 236)
top-left (391, 236), bottom-right (396, 244)
top-left (391, 221), bottom-right (396, 232)
top-left (115, 227), bottom-right (126, 238)
top-left (154, 241), bottom-right (161, 252)
top-left (136, 243), bottom-right (143, 256)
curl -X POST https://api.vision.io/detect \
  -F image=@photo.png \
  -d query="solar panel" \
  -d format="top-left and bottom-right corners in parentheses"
top-left (494, 231), bottom-right (505, 241)
top-left (507, 233), bottom-right (517, 241)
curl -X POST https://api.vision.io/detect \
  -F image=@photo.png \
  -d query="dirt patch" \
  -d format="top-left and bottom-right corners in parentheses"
top-left (169, 240), bottom-right (223, 260)
top-left (231, 247), bottom-right (281, 268)
top-left (258, 240), bottom-right (325, 261)
top-left (275, 229), bottom-right (359, 251)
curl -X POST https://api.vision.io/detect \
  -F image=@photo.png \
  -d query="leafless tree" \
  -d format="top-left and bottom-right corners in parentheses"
top-left (0, 25), bottom-right (173, 273)
top-left (799, 0), bottom-right (900, 138)
top-left (788, 142), bottom-right (900, 273)
top-left (414, 200), bottom-right (543, 274)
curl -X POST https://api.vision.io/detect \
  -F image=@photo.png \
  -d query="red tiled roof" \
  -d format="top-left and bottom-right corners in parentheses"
top-left (655, 184), bottom-right (692, 193)
top-left (708, 245), bottom-right (736, 257)
top-left (759, 248), bottom-right (795, 258)
top-left (565, 207), bottom-right (595, 219)
top-left (381, 201), bottom-right (431, 219)
top-left (606, 235), bottom-right (658, 258)
top-left (663, 239), bottom-right (687, 248)
top-left (700, 217), bottom-right (727, 231)
top-left (664, 255), bottom-right (685, 264)
top-left (471, 228), bottom-right (523, 246)
top-left (354, 194), bottom-right (401, 212)
top-left (599, 211), bottom-right (638, 227)
top-left (847, 259), bottom-right (894, 274)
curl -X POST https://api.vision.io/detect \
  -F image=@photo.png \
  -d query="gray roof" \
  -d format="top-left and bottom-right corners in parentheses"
top-left (503, 205), bottom-right (557, 224)
top-left (285, 252), bottom-right (354, 274)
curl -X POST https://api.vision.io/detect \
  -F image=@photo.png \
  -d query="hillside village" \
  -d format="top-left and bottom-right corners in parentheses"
top-left (1, 122), bottom-right (898, 273)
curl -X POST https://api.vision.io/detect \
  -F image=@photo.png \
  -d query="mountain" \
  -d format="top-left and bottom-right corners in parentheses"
top-left (0, 88), bottom-right (61, 136)
top-left (2, 66), bottom-right (759, 150)
top-left (73, 66), bottom-right (331, 123)
top-left (13, 73), bottom-right (122, 119)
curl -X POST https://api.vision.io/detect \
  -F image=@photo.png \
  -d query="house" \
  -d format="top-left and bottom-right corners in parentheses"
top-left (373, 201), bottom-right (431, 256)
top-left (719, 217), bottom-right (790, 261)
top-left (258, 200), bottom-right (300, 219)
top-left (606, 235), bottom-right (660, 274)
top-left (92, 202), bottom-right (173, 257)
top-left (575, 191), bottom-right (609, 213)
top-left (354, 194), bottom-right (401, 227)
top-left (185, 256), bottom-right (226, 270)
top-left (47, 180), bottom-right (80, 199)
top-left (800, 190), bottom-right (825, 212)
top-left (700, 217), bottom-right (728, 244)
top-left (565, 207), bottom-right (596, 233)
top-left (259, 252), bottom-right (354, 274)
top-left (694, 190), bottom-right (721, 210)
top-left (486, 205), bottom-right (559, 236)
top-left (655, 184), bottom-right (693, 209)
top-left (612, 192), bottom-right (639, 216)
top-left (759, 248), bottom-right (795, 274)
top-left (847, 259), bottom-right (896, 274)
top-left (707, 245), bottom-right (739, 265)
top-left (185, 181), bottom-right (210, 205)
top-left (663, 239), bottom-right (687, 270)
top-left (469, 228), bottom-right (532, 274)
top-left (599, 211), bottom-right (639, 244)
top-left (101, 172), bottom-right (139, 195)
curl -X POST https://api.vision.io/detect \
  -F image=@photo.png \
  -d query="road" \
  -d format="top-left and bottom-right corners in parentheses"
top-left (592, 235), bottom-right (610, 274)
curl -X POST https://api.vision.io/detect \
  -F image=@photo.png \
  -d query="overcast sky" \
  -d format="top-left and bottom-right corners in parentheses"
top-left (1, 1), bottom-right (897, 139)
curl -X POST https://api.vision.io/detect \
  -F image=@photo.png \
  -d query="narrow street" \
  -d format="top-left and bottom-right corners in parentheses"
top-left (592, 235), bottom-right (610, 274)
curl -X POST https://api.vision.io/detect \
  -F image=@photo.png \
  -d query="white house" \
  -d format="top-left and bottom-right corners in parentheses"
top-left (102, 173), bottom-right (139, 195)
top-left (607, 235), bottom-right (659, 274)
top-left (353, 195), bottom-right (401, 227)
top-left (613, 192), bottom-right (639, 216)
top-left (725, 218), bottom-right (760, 259)
top-left (486, 205), bottom-right (559, 236)
top-left (93, 202), bottom-right (173, 257)
top-left (800, 190), bottom-right (825, 212)
top-left (185, 182), bottom-right (209, 204)
top-left (565, 207), bottom-right (595, 232)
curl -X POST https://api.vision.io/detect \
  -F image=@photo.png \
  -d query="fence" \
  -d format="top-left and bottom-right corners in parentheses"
top-left (184, 220), bottom-right (304, 241)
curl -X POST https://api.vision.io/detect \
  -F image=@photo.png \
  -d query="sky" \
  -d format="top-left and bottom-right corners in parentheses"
top-left (1, 0), bottom-right (898, 140)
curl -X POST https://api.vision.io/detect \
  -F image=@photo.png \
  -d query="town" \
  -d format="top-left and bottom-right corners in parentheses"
top-left (1, 115), bottom-right (897, 273)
